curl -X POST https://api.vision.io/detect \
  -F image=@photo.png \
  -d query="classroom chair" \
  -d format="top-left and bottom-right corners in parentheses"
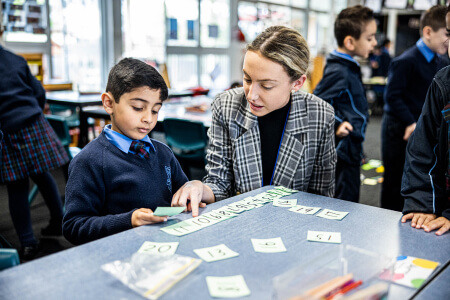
top-left (49, 104), bottom-right (96, 138)
top-left (163, 118), bottom-right (208, 179)
top-left (28, 115), bottom-right (81, 204)
top-left (0, 249), bottom-right (20, 271)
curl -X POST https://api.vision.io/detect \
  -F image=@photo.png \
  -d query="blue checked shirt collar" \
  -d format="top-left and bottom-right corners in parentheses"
top-left (104, 124), bottom-right (155, 154)
top-left (331, 50), bottom-right (360, 66)
top-left (416, 38), bottom-right (435, 63)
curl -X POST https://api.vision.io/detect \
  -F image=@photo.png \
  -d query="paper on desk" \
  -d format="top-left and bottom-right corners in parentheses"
top-left (206, 275), bottom-right (251, 298)
top-left (193, 244), bottom-right (239, 262)
top-left (251, 237), bottom-right (287, 253)
top-left (138, 241), bottom-right (179, 256)
top-left (289, 205), bottom-right (321, 215)
top-left (153, 206), bottom-right (186, 217)
top-left (380, 256), bottom-right (439, 288)
top-left (307, 231), bottom-right (341, 244)
top-left (316, 209), bottom-right (349, 220)
top-left (273, 198), bottom-right (297, 207)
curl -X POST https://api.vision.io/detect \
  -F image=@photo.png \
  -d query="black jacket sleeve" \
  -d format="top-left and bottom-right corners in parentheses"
top-left (401, 78), bottom-right (447, 216)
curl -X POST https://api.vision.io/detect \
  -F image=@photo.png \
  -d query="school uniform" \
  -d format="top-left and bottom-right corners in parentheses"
top-left (314, 50), bottom-right (369, 202)
top-left (63, 126), bottom-right (188, 245)
top-left (382, 39), bottom-right (449, 211)
top-left (203, 87), bottom-right (336, 201)
top-left (0, 45), bottom-right (69, 183)
top-left (401, 66), bottom-right (450, 219)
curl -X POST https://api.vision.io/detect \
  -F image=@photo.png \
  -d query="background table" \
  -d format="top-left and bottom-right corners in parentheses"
top-left (0, 186), bottom-right (448, 299)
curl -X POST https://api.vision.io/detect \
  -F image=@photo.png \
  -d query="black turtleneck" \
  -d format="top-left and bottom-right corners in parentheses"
top-left (258, 99), bottom-right (291, 186)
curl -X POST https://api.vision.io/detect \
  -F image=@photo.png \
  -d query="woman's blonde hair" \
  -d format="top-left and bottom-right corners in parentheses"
top-left (246, 26), bottom-right (310, 82)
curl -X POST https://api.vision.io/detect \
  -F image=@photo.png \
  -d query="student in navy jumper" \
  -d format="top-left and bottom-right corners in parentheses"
top-left (0, 25), bottom-right (69, 259)
top-left (381, 5), bottom-right (449, 212)
top-left (63, 58), bottom-right (213, 245)
top-left (314, 5), bottom-right (377, 202)
top-left (401, 6), bottom-right (450, 236)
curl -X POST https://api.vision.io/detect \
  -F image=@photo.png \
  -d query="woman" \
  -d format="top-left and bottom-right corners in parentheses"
top-left (172, 26), bottom-right (336, 216)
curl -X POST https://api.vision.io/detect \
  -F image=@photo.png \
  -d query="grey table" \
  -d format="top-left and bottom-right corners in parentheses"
top-left (0, 186), bottom-right (449, 299)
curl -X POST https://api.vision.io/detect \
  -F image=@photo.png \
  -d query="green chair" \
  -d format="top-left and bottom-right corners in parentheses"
top-left (0, 249), bottom-right (20, 271)
top-left (163, 118), bottom-right (208, 178)
top-left (28, 115), bottom-right (81, 204)
top-left (49, 104), bottom-right (96, 137)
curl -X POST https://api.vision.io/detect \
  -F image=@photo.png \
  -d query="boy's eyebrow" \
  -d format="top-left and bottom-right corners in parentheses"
top-left (242, 70), bottom-right (277, 83)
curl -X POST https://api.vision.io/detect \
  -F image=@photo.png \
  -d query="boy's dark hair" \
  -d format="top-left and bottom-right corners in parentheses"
top-left (420, 5), bottom-right (447, 35)
top-left (334, 5), bottom-right (374, 47)
top-left (106, 58), bottom-right (168, 103)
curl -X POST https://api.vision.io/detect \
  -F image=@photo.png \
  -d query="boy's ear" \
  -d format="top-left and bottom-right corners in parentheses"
top-left (343, 35), bottom-right (356, 52)
top-left (101, 92), bottom-right (115, 116)
top-left (422, 25), bottom-right (432, 40)
top-left (291, 74), bottom-right (307, 92)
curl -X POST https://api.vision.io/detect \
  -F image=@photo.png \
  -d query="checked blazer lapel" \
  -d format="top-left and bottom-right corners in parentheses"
top-left (234, 99), bottom-right (263, 193)
top-left (271, 95), bottom-right (308, 188)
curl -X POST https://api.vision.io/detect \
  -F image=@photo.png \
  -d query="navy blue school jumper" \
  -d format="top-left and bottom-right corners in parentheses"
top-left (63, 131), bottom-right (188, 245)
top-left (314, 51), bottom-right (368, 202)
top-left (0, 45), bottom-right (69, 183)
top-left (401, 66), bottom-right (450, 219)
top-left (382, 40), bottom-right (448, 212)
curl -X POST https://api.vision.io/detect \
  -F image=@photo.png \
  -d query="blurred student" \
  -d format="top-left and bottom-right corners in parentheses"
top-left (370, 39), bottom-right (392, 77)
top-left (0, 24), bottom-right (69, 259)
top-left (62, 58), bottom-right (213, 245)
top-left (401, 5), bottom-right (450, 236)
top-left (382, 5), bottom-right (449, 212)
top-left (314, 5), bottom-right (377, 202)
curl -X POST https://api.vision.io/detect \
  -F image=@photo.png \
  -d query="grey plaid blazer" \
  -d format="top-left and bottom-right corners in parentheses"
top-left (204, 87), bottom-right (336, 201)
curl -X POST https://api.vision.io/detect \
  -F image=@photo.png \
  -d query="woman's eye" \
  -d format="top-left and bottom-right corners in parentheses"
top-left (262, 86), bottom-right (273, 90)
top-left (244, 78), bottom-right (251, 83)
top-left (152, 110), bottom-right (159, 115)
top-left (133, 107), bottom-right (143, 111)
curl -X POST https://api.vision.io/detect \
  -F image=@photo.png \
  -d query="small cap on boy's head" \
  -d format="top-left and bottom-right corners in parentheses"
top-left (334, 5), bottom-right (374, 47)
top-left (420, 5), bottom-right (447, 35)
top-left (106, 58), bottom-right (168, 103)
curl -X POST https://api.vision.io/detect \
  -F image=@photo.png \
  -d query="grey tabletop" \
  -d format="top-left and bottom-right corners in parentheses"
top-left (0, 186), bottom-right (449, 299)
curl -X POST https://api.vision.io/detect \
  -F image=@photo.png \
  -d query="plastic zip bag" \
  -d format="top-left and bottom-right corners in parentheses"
top-left (102, 252), bottom-right (202, 299)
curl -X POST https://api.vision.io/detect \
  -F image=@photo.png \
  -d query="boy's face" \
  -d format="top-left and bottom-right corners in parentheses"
top-left (353, 19), bottom-right (378, 59)
top-left (424, 26), bottom-right (448, 56)
top-left (102, 87), bottom-right (162, 140)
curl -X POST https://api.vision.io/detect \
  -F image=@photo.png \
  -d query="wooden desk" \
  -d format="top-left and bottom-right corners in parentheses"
top-left (0, 187), bottom-right (448, 299)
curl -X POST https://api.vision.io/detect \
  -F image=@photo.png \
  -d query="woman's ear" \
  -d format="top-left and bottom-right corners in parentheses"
top-left (291, 74), bottom-right (308, 92)
top-left (101, 92), bottom-right (115, 116)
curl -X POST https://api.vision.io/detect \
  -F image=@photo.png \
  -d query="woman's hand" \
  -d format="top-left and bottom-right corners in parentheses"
top-left (172, 180), bottom-right (215, 217)
top-left (336, 121), bottom-right (353, 138)
top-left (131, 208), bottom-right (167, 227)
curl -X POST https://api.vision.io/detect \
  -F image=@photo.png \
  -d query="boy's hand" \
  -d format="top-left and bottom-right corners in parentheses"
top-left (336, 121), bottom-right (353, 138)
top-left (131, 208), bottom-right (167, 228)
top-left (403, 122), bottom-right (416, 141)
top-left (423, 217), bottom-right (450, 236)
top-left (401, 212), bottom-right (436, 229)
top-left (172, 180), bottom-right (213, 217)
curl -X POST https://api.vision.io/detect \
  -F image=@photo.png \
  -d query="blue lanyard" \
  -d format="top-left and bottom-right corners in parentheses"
top-left (261, 106), bottom-right (291, 187)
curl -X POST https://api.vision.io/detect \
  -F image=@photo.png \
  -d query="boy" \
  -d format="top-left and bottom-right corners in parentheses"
top-left (314, 5), bottom-right (377, 202)
top-left (63, 58), bottom-right (208, 245)
top-left (382, 5), bottom-right (449, 212)
top-left (401, 5), bottom-right (450, 236)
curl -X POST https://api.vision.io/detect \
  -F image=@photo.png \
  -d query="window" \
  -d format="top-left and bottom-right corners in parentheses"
top-left (200, 0), bottom-right (230, 48)
top-left (165, 0), bottom-right (199, 47)
top-left (49, 0), bottom-right (102, 92)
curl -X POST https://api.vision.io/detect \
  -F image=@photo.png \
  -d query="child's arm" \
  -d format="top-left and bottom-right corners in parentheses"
top-left (171, 180), bottom-right (215, 217)
top-left (24, 59), bottom-right (46, 110)
top-left (131, 208), bottom-right (167, 227)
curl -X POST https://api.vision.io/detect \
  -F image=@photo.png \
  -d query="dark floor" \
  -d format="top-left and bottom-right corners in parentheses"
top-left (0, 116), bottom-right (384, 264)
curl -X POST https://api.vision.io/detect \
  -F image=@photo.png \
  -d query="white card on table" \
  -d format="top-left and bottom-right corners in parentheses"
top-left (289, 205), bottom-right (321, 215)
top-left (316, 209), bottom-right (349, 220)
top-left (193, 244), bottom-right (239, 262)
top-left (272, 198), bottom-right (297, 207)
top-left (137, 241), bottom-right (179, 255)
top-left (206, 275), bottom-right (251, 298)
top-left (307, 231), bottom-right (341, 244)
top-left (251, 237), bottom-right (287, 253)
